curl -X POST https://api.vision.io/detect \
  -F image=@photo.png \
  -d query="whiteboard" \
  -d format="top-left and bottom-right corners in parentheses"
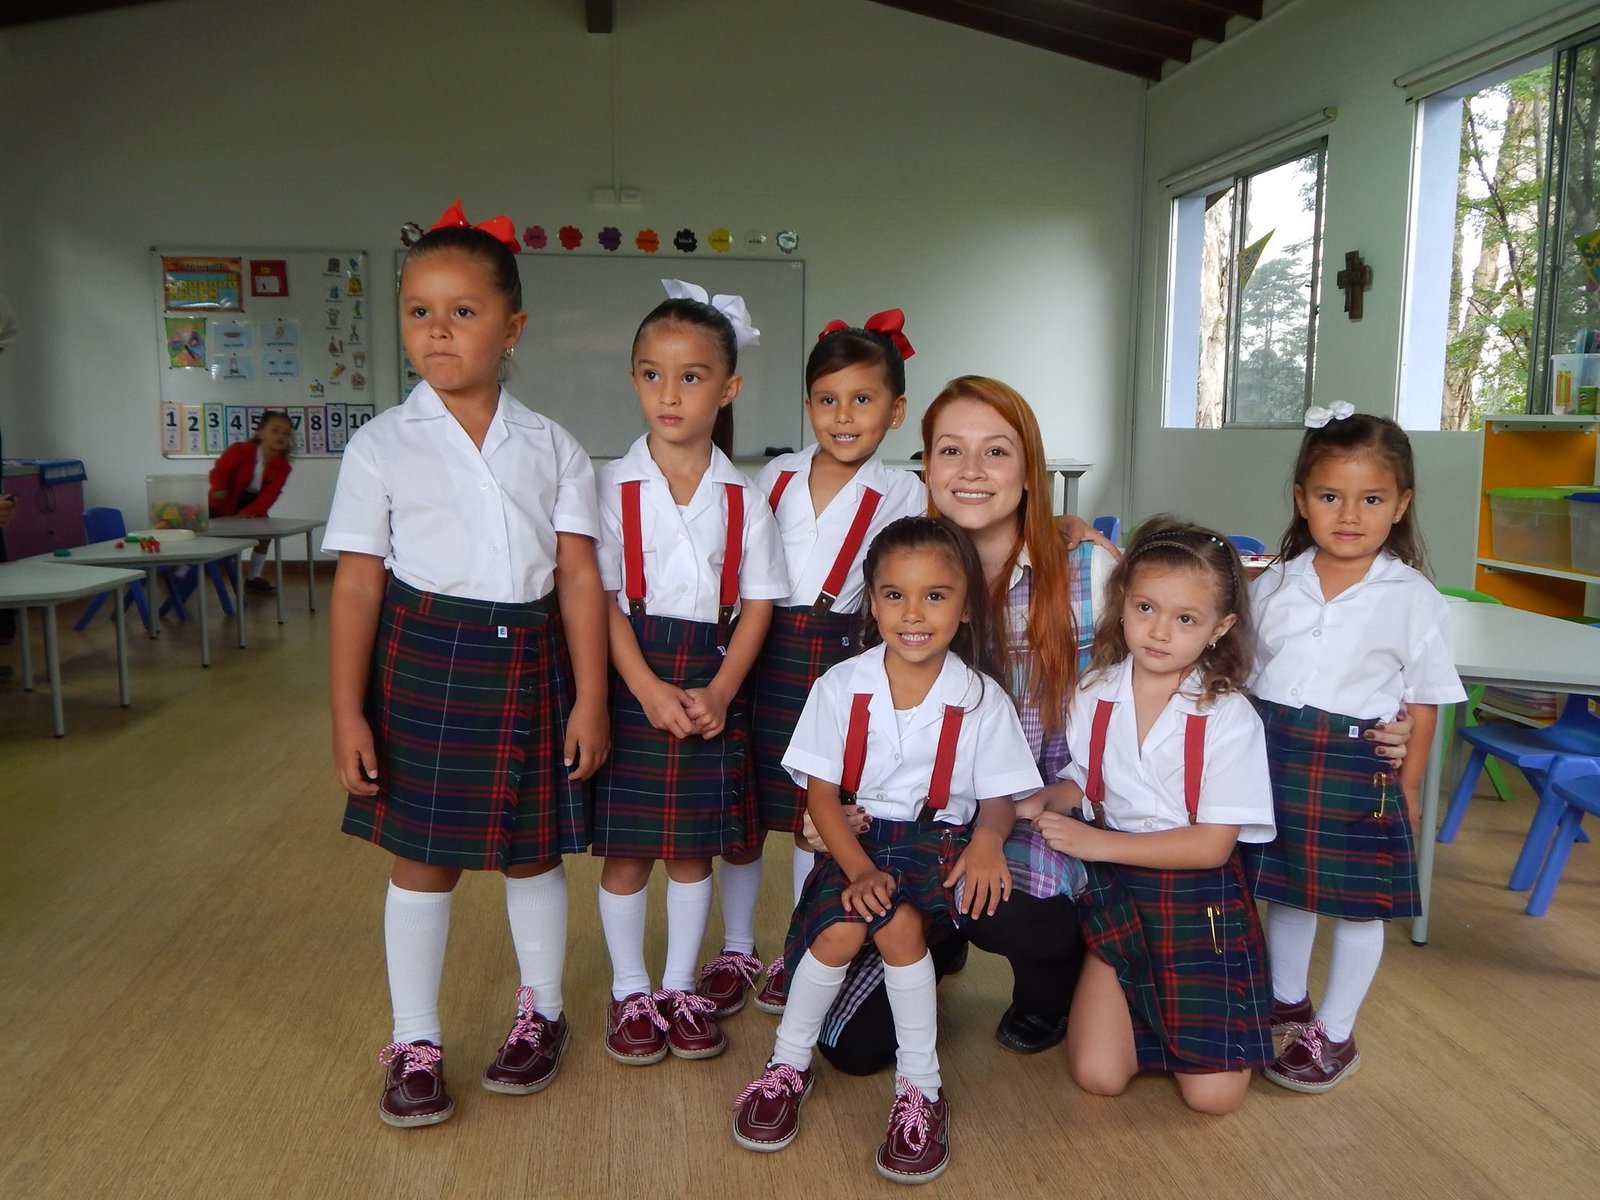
top-left (396, 253), bottom-right (806, 459)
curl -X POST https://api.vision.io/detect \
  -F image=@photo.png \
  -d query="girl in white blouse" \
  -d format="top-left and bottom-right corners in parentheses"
top-left (1247, 408), bottom-right (1465, 1093)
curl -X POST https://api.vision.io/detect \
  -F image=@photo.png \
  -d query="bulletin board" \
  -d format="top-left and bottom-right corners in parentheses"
top-left (153, 247), bottom-right (374, 458)
top-left (395, 252), bottom-right (807, 459)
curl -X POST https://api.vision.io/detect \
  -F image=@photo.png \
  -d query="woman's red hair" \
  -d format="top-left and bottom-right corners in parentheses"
top-left (921, 376), bottom-right (1078, 736)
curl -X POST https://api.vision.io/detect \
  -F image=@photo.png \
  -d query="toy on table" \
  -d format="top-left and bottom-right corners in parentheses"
top-left (53, 548), bottom-right (71, 557)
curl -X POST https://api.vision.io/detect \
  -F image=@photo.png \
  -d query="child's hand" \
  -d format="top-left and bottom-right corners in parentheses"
top-left (641, 679), bottom-right (697, 738)
top-left (946, 839), bottom-right (1012, 918)
top-left (1032, 811), bottom-right (1093, 858)
top-left (801, 805), bottom-right (869, 852)
top-left (682, 684), bottom-right (730, 739)
top-left (841, 867), bottom-right (897, 918)
top-left (1367, 706), bottom-right (1413, 768)
top-left (1012, 792), bottom-right (1046, 821)
top-left (564, 698), bottom-right (610, 781)
top-left (333, 713), bottom-right (380, 796)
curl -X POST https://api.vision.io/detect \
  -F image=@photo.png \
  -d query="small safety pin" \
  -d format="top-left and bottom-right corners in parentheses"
top-left (1372, 771), bottom-right (1390, 818)
top-left (1206, 905), bottom-right (1221, 954)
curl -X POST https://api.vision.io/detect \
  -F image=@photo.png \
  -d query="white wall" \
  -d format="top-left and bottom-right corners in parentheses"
top-left (0, 0), bottom-right (1144, 555)
top-left (1130, 0), bottom-right (1583, 587)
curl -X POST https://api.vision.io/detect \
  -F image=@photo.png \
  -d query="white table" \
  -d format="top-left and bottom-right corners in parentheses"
top-left (0, 561), bottom-right (143, 736)
top-left (45, 538), bottom-right (248, 667)
top-left (203, 516), bottom-right (326, 623)
top-left (883, 458), bottom-right (1093, 515)
top-left (1413, 601), bottom-right (1600, 943)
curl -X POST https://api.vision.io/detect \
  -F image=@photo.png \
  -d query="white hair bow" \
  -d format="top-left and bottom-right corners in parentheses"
top-left (661, 279), bottom-right (761, 349)
top-left (1303, 401), bottom-right (1355, 429)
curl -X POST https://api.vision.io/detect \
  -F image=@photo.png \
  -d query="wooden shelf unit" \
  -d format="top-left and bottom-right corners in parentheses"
top-left (1475, 415), bottom-right (1599, 615)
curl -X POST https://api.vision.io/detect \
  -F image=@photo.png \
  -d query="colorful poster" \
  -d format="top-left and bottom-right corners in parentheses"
top-left (250, 259), bottom-right (289, 297)
top-left (264, 352), bottom-right (300, 380)
top-left (162, 256), bottom-right (243, 311)
top-left (246, 406), bottom-right (266, 435)
top-left (211, 354), bottom-right (254, 382)
top-left (325, 403), bottom-right (348, 452)
top-left (1238, 230), bottom-right (1274, 291)
top-left (262, 319), bottom-right (299, 349)
top-left (224, 406), bottom-right (249, 446)
top-left (214, 320), bottom-right (253, 352)
top-left (182, 405), bottom-right (205, 454)
top-left (348, 403), bottom-right (375, 432)
top-left (305, 405), bottom-right (327, 454)
top-left (203, 403), bottom-right (225, 453)
top-left (1575, 227), bottom-right (1600, 292)
top-left (160, 402), bottom-right (182, 453)
top-left (285, 406), bottom-right (308, 455)
top-left (165, 317), bottom-right (207, 368)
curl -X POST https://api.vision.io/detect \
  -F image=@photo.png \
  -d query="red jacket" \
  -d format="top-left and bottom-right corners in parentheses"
top-left (209, 441), bottom-right (291, 517)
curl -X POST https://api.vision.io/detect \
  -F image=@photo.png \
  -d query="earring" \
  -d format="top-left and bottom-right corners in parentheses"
top-left (503, 346), bottom-right (516, 359)
top-left (1207, 641), bottom-right (1217, 650)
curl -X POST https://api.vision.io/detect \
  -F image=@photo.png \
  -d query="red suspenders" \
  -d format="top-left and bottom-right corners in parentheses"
top-left (1083, 697), bottom-right (1207, 827)
top-left (840, 692), bottom-right (964, 819)
top-left (767, 469), bottom-right (883, 614)
top-left (620, 478), bottom-right (743, 641)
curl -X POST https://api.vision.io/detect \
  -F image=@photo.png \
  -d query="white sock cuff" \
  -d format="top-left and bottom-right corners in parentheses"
top-left (883, 953), bottom-right (936, 991)
top-left (386, 882), bottom-right (453, 915)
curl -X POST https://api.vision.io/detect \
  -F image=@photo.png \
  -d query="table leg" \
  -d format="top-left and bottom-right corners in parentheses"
top-left (305, 530), bottom-right (317, 613)
top-left (44, 603), bottom-right (64, 737)
top-left (19, 606), bottom-right (33, 690)
top-left (144, 567), bottom-right (160, 637)
top-left (113, 584), bottom-right (130, 707)
top-left (273, 537), bottom-right (286, 624)
top-left (197, 562), bottom-right (211, 667)
top-left (234, 555), bottom-right (247, 648)
top-left (1411, 701), bottom-right (1453, 945)
top-left (1063, 472), bottom-right (1079, 516)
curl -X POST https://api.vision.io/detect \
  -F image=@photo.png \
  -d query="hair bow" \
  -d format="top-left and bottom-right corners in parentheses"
top-left (660, 279), bottom-right (761, 348)
top-left (817, 308), bottom-right (915, 360)
top-left (430, 198), bottom-right (521, 254)
top-left (1303, 401), bottom-right (1355, 429)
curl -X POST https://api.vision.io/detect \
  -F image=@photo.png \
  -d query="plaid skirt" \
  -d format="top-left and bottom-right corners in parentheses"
top-left (1244, 699), bottom-right (1420, 920)
top-left (342, 579), bottom-right (589, 869)
top-left (1078, 854), bottom-right (1271, 1074)
top-left (750, 605), bottom-right (860, 834)
top-left (592, 613), bottom-right (752, 860)
top-left (784, 817), bottom-right (968, 977)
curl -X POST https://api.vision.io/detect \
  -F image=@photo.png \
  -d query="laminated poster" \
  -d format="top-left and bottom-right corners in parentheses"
top-left (262, 319), bottom-right (299, 349)
top-left (165, 317), bottom-right (208, 369)
top-left (250, 259), bottom-right (289, 298)
top-left (162, 256), bottom-right (243, 311)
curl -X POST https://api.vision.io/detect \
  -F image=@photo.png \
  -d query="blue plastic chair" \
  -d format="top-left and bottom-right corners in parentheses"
top-left (1526, 758), bottom-right (1600, 916)
top-left (1226, 534), bottom-right (1267, 555)
top-left (1437, 692), bottom-right (1600, 890)
top-left (1091, 515), bottom-right (1120, 546)
top-left (160, 561), bottom-right (236, 621)
top-left (73, 508), bottom-right (155, 633)
top-left (1436, 587), bottom-right (1514, 804)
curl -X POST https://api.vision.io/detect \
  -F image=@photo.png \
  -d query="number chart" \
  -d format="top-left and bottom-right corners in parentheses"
top-left (153, 247), bottom-right (374, 458)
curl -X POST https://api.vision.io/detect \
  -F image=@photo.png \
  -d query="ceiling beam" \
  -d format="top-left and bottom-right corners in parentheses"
top-left (0, 0), bottom-right (161, 29)
top-left (1189, 0), bottom-right (1263, 19)
top-left (1060, 0), bottom-right (1230, 43)
top-left (585, 0), bottom-right (614, 34)
top-left (872, 1), bottom-right (1169, 77)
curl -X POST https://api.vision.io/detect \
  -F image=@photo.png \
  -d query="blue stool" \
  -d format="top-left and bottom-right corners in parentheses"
top-left (1438, 693), bottom-right (1600, 890)
top-left (1225, 534), bottom-right (1266, 555)
top-left (1526, 759), bottom-right (1600, 916)
top-left (73, 507), bottom-right (156, 634)
top-left (1091, 515), bottom-right (1120, 546)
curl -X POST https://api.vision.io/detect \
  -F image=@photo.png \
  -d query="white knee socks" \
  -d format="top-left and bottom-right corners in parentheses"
top-left (1321, 918), bottom-right (1385, 1042)
top-left (662, 875), bottom-right (714, 992)
top-left (503, 866), bottom-right (568, 1019)
top-left (1265, 902), bottom-right (1318, 1004)
top-left (248, 549), bottom-right (268, 579)
top-left (792, 847), bottom-right (816, 907)
top-left (771, 950), bottom-right (850, 1071)
top-left (885, 953), bottom-right (941, 1098)
top-left (716, 859), bottom-right (763, 955)
top-left (598, 885), bottom-right (651, 1001)
top-left (384, 883), bottom-right (452, 1044)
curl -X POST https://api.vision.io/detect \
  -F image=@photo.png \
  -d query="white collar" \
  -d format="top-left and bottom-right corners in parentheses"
top-left (614, 434), bottom-right (746, 492)
top-left (844, 643), bottom-right (987, 738)
top-left (789, 444), bottom-right (894, 497)
top-left (1285, 547), bottom-right (1409, 594)
top-left (1085, 658), bottom-right (1211, 716)
top-left (399, 381), bottom-right (544, 429)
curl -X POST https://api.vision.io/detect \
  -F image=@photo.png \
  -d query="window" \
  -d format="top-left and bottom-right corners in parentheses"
top-left (1165, 142), bottom-right (1327, 428)
top-left (1399, 57), bottom-right (1551, 430)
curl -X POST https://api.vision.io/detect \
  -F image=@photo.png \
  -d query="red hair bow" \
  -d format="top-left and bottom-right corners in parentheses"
top-left (430, 198), bottom-right (521, 254)
top-left (817, 308), bottom-right (914, 360)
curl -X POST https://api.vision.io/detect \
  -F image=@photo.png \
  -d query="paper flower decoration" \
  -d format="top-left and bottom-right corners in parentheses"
top-left (400, 222), bottom-right (424, 247)
top-left (523, 226), bottom-right (548, 250)
top-left (745, 229), bottom-right (766, 246)
top-left (558, 225), bottom-right (583, 251)
top-left (599, 226), bottom-right (622, 252)
top-left (709, 228), bottom-right (732, 253)
top-left (673, 228), bottom-right (698, 253)
top-left (776, 230), bottom-right (799, 255)
top-left (636, 228), bottom-right (660, 253)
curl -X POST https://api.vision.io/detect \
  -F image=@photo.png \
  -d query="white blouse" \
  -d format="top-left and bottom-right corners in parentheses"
top-left (1249, 550), bottom-right (1466, 720)
top-left (784, 643), bottom-right (1043, 826)
top-left (1061, 661), bottom-right (1277, 843)
top-left (755, 446), bottom-right (926, 613)
top-left (322, 382), bottom-right (599, 603)
top-left (596, 435), bottom-right (787, 622)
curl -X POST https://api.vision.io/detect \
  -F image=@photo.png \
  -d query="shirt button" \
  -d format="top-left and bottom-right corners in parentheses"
top-left (1312, 629), bottom-right (1322, 638)
top-left (1291, 687), bottom-right (1301, 697)
top-left (480, 480), bottom-right (490, 490)
top-left (490, 544), bottom-right (501, 554)
top-left (677, 583), bottom-right (687, 593)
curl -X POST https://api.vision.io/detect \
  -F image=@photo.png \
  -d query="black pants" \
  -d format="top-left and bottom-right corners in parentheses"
top-left (964, 891), bottom-right (1085, 1020)
top-left (817, 931), bottom-right (970, 1077)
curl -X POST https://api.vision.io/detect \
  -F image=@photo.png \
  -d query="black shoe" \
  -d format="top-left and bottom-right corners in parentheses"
top-left (994, 1005), bottom-right (1067, 1055)
top-left (932, 935), bottom-right (969, 978)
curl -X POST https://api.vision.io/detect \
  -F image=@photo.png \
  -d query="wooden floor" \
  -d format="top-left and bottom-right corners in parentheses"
top-left (3, 594), bottom-right (1599, 1200)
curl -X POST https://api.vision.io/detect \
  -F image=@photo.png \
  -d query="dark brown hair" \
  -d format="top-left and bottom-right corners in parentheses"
top-left (1278, 412), bottom-right (1427, 573)
top-left (252, 410), bottom-right (294, 458)
top-left (403, 226), bottom-right (522, 312)
top-left (1086, 516), bottom-right (1254, 708)
top-left (859, 516), bottom-right (1004, 689)
top-left (632, 298), bottom-right (738, 456)
top-left (806, 327), bottom-right (906, 397)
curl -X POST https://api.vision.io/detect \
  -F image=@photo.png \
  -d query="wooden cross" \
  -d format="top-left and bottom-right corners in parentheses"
top-left (1335, 251), bottom-right (1372, 320)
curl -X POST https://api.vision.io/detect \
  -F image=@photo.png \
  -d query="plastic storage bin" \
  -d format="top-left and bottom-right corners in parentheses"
top-left (145, 473), bottom-right (209, 531)
top-left (1571, 492), bottom-right (1600, 575)
top-left (1488, 487), bottom-right (1577, 568)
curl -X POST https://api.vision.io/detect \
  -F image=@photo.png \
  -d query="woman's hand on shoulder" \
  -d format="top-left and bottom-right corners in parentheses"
top-left (1053, 513), bottom-right (1121, 559)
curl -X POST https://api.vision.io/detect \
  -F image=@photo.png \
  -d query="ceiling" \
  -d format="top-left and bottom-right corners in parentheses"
top-left (870, 0), bottom-right (1265, 79)
top-left (3, 1), bottom-right (1266, 80)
